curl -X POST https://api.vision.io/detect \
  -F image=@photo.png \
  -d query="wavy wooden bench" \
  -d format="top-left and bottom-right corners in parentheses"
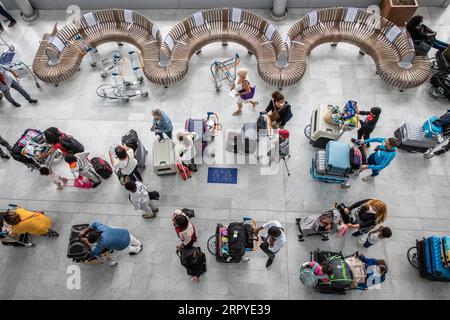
top-left (33, 7), bottom-right (431, 90)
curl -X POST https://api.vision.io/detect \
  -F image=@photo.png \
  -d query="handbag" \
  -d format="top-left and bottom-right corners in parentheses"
top-left (148, 191), bottom-right (160, 200)
top-left (239, 81), bottom-right (256, 100)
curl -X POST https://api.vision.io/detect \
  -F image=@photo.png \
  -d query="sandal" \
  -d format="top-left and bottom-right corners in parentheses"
top-left (232, 110), bottom-right (242, 116)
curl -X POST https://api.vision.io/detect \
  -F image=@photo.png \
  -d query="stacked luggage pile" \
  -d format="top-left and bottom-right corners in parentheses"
top-left (411, 236), bottom-right (450, 282)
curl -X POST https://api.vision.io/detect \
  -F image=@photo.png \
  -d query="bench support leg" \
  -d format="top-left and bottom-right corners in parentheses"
top-left (222, 42), bottom-right (228, 46)
top-left (359, 50), bottom-right (366, 56)
top-left (248, 51), bottom-right (253, 56)
top-left (195, 50), bottom-right (202, 55)
top-left (331, 42), bottom-right (338, 47)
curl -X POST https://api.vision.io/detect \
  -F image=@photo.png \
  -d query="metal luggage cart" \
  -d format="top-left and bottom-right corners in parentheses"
top-left (71, 34), bottom-right (111, 78)
top-left (210, 53), bottom-right (240, 90)
top-left (96, 50), bottom-right (148, 102)
top-left (0, 36), bottom-right (40, 88)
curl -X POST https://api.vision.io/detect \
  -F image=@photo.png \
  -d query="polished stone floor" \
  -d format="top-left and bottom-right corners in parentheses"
top-left (0, 7), bottom-right (449, 300)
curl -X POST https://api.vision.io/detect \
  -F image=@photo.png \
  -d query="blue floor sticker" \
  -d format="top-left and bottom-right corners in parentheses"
top-left (207, 167), bottom-right (238, 184)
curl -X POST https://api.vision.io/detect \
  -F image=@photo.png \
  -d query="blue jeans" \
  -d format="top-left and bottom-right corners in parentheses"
top-left (367, 153), bottom-right (380, 177)
top-left (432, 39), bottom-right (449, 51)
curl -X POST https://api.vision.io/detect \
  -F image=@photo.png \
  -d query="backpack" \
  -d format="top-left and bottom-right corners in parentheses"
top-left (227, 222), bottom-right (246, 259)
top-left (349, 147), bottom-right (362, 170)
top-left (60, 136), bottom-right (85, 154)
top-left (90, 157), bottom-right (113, 179)
top-left (299, 262), bottom-right (328, 287)
top-left (179, 246), bottom-right (207, 277)
top-left (43, 127), bottom-right (62, 144)
top-left (257, 113), bottom-right (267, 131)
top-left (325, 256), bottom-right (354, 290)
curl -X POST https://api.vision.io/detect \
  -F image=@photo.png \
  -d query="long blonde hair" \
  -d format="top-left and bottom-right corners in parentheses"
top-left (364, 199), bottom-right (387, 224)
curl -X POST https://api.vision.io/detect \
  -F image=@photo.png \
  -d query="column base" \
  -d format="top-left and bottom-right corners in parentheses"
top-left (20, 9), bottom-right (39, 22)
top-left (269, 8), bottom-right (288, 21)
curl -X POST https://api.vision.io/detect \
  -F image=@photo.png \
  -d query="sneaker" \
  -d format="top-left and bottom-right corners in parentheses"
top-left (28, 99), bottom-right (38, 104)
top-left (241, 257), bottom-right (250, 262)
top-left (232, 110), bottom-right (242, 116)
top-left (265, 258), bottom-right (274, 268)
top-left (8, 21), bottom-right (17, 28)
top-left (108, 261), bottom-right (118, 267)
top-left (142, 213), bottom-right (155, 219)
top-left (152, 208), bottom-right (159, 214)
top-left (362, 175), bottom-right (375, 182)
top-left (12, 102), bottom-right (21, 107)
top-left (1, 154), bottom-right (10, 160)
top-left (129, 246), bottom-right (143, 255)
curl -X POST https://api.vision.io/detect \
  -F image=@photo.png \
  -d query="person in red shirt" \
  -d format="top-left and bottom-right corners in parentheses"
top-left (351, 107), bottom-right (381, 144)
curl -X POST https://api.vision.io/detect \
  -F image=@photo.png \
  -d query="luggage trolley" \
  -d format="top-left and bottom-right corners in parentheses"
top-left (71, 34), bottom-right (110, 77)
top-left (304, 103), bottom-right (359, 149)
top-left (0, 36), bottom-right (40, 89)
top-left (207, 217), bottom-right (258, 263)
top-left (407, 236), bottom-right (450, 282)
top-left (96, 50), bottom-right (148, 102)
top-left (210, 53), bottom-right (240, 90)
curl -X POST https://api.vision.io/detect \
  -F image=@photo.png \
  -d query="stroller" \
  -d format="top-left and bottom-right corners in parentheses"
top-left (67, 224), bottom-right (116, 266)
top-left (310, 140), bottom-right (367, 188)
top-left (430, 71), bottom-right (450, 101)
top-left (407, 236), bottom-right (450, 282)
top-left (296, 208), bottom-right (343, 241)
top-left (334, 202), bottom-right (376, 236)
top-left (302, 249), bottom-right (354, 295)
top-left (10, 129), bottom-right (60, 171)
top-left (207, 217), bottom-right (258, 263)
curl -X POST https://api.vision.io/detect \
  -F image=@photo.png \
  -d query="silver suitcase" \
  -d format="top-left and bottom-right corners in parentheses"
top-left (396, 122), bottom-right (438, 150)
top-left (315, 150), bottom-right (326, 174)
top-left (152, 139), bottom-right (177, 175)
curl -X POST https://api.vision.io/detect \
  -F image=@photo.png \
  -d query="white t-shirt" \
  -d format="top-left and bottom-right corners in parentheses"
top-left (262, 220), bottom-right (286, 253)
top-left (113, 149), bottom-right (137, 175)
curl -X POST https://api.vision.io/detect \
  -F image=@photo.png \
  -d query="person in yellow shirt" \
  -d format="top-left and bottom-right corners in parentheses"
top-left (3, 207), bottom-right (59, 238)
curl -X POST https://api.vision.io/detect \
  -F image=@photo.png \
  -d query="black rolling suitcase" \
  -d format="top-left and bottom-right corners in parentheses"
top-left (67, 224), bottom-right (91, 262)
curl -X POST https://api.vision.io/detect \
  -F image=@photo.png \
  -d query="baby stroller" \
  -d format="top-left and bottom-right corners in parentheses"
top-left (310, 140), bottom-right (367, 188)
top-left (207, 217), bottom-right (258, 263)
top-left (67, 224), bottom-right (116, 266)
top-left (304, 249), bottom-right (354, 295)
top-left (407, 236), bottom-right (450, 282)
top-left (296, 208), bottom-right (343, 241)
top-left (430, 71), bottom-right (450, 101)
top-left (10, 129), bottom-right (60, 171)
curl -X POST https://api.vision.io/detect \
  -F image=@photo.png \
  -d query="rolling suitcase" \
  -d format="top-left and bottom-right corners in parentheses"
top-left (177, 160), bottom-right (192, 180)
top-left (122, 130), bottom-right (147, 168)
top-left (242, 122), bottom-right (257, 154)
top-left (134, 140), bottom-right (148, 169)
top-left (315, 150), bottom-right (326, 174)
top-left (325, 141), bottom-right (350, 175)
top-left (424, 236), bottom-right (450, 281)
top-left (90, 157), bottom-right (113, 179)
top-left (152, 139), bottom-right (177, 175)
top-left (226, 131), bottom-right (243, 153)
top-left (395, 122), bottom-right (439, 153)
top-left (185, 119), bottom-right (207, 155)
top-left (67, 224), bottom-right (91, 262)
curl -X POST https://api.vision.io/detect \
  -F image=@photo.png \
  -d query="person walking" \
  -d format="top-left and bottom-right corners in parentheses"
top-left (175, 132), bottom-right (197, 172)
top-left (79, 221), bottom-right (143, 267)
top-left (253, 220), bottom-right (286, 268)
top-left (125, 180), bottom-right (159, 219)
top-left (0, 65), bottom-right (37, 107)
top-left (231, 67), bottom-right (258, 116)
top-left (0, 135), bottom-right (12, 159)
top-left (3, 206), bottom-right (59, 238)
top-left (360, 137), bottom-right (398, 181)
top-left (265, 91), bottom-right (293, 129)
top-left (151, 109), bottom-right (173, 140)
top-left (0, 5), bottom-right (17, 32)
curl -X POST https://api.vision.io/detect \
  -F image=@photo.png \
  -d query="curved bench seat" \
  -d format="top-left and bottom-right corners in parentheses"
top-left (33, 7), bottom-right (431, 90)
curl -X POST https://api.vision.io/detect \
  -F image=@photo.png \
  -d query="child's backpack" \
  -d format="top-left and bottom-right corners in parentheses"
top-left (299, 262), bottom-right (328, 288)
top-left (423, 115), bottom-right (443, 138)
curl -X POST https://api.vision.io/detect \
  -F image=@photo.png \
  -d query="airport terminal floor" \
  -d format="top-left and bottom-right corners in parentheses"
top-left (0, 5), bottom-right (449, 300)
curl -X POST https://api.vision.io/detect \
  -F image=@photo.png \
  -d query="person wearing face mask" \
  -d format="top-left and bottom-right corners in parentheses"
top-left (338, 199), bottom-right (388, 237)
top-left (354, 252), bottom-right (388, 290)
top-left (265, 91), bottom-right (293, 129)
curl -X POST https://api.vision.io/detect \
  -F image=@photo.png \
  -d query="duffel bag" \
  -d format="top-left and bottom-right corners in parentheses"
top-left (228, 222), bottom-right (245, 259)
top-left (345, 256), bottom-right (367, 285)
top-left (326, 255), bottom-right (353, 290)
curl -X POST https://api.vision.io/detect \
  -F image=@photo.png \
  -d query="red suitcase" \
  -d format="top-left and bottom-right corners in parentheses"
top-left (177, 161), bottom-right (191, 180)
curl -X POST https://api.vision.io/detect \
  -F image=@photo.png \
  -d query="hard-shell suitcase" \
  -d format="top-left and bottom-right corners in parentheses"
top-left (309, 105), bottom-right (340, 149)
top-left (122, 130), bottom-right (147, 168)
top-left (424, 236), bottom-right (450, 281)
top-left (177, 161), bottom-right (192, 180)
top-left (134, 140), bottom-right (148, 169)
top-left (242, 122), bottom-right (257, 154)
top-left (395, 122), bottom-right (439, 153)
top-left (325, 141), bottom-right (350, 175)
top-left (152, 139), bottom-right (177, 175)
top-left (185, 118), bottom-right (207, 155)
top-left (226, 131), bottom-right (243, 153)
top-left (315, 150), bottom-right (326, 174)
top-left (67, 224), bottom-right (91, 262)
top-left (443, 236), bottom-right (450, 265)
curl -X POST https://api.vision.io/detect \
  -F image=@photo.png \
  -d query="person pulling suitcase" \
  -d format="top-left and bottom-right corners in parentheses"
top-left (359, 137), bottom-right (398, 181)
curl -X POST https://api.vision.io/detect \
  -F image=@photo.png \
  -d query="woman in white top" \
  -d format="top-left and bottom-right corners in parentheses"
top-left (230, 67), bottom-right (258, 116)
top-left (176, 132), bottom-right (197, 172)
top-left (109, 145), bottom-right (142, 182)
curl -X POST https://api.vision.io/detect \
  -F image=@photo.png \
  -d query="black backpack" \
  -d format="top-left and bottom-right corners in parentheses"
top-left (227, 222), bottom-right (246, 259)
top-left (122, 129), bottom-right (139, 152)
top-left (179, 246), bottom-right (207, 277)
top-left (60, 136), bottom-right (85, 154)
top-left (257, 113), bottom-right (267, 131)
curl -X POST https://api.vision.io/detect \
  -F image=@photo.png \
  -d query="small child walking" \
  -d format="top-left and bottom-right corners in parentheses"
top-left (358, 225), bottom-right (392, 248)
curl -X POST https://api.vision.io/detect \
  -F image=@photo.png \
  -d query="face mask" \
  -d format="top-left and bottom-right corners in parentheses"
top-left (367, 206), bottom-right (376, 214)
